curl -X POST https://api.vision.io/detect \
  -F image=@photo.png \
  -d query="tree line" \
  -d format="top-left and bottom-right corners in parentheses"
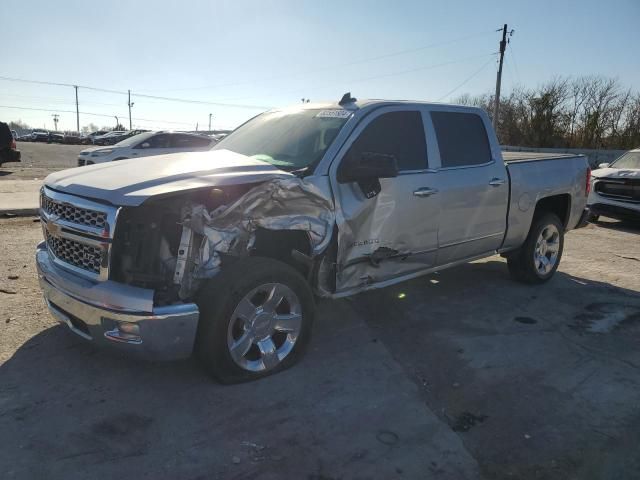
top-left (8, 120), bottom-right (117, 134)
top-left (455, 76), bottom-right (639, 150)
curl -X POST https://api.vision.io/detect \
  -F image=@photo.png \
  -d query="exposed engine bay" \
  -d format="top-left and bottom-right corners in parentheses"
top-left (109, 178), bottom-right (336, 305)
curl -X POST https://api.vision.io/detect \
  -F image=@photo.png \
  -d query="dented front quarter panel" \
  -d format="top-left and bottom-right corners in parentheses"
top-left (179, 175), bottom-right (336, 297)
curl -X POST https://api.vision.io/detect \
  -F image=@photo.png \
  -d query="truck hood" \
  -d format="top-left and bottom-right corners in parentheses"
top-left (592, 167), bottom-right (640, 179)
top-left (44, 149), bottom-right (292, 206)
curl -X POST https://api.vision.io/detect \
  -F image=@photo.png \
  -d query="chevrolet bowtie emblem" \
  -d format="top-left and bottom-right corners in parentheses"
top-left (46, 216), bottom-right (62, 238)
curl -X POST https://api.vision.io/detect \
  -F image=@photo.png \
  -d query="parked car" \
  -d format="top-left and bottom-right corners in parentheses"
top-left (50, 132), bottom-right (65, 143)
top-left (76, 131), bottom-right (215, 166)
top-left (0, 121), bottom-right (21, 167)
top-left (37, 97), bottom-right (590, 383)
top-left (32, 130), bottom-right (50, 142)
top-left (63, 132), bottom-right (83, 145)
top-left (587, 148), bottom-right (640, 221)
top-left (101, 129), bottom-right (150, 146)
top-left (17, 133), bottom-right (31, 141)
top-left (92, 131), bottom-right (129, 146)
top-left (81, 130), bottom-right (109, 145)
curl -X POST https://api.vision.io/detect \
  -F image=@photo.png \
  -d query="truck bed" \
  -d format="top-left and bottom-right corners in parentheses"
top-left (502, 152), bottom-right (582, 163)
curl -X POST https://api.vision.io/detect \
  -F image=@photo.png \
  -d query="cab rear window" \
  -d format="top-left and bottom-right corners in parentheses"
top-left (431, 111), bottom-right (491, 168)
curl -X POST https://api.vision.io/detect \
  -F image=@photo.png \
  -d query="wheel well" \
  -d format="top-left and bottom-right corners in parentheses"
top-left (251, 228), bottom-right (312, 275)
top-left (534, 194), bottom-right (571, 227)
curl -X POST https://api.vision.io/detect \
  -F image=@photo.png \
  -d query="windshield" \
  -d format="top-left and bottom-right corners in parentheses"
top-left (212, 109), bottom-right (351, 170)
top-left (114, 131), bottom-right (155, 147)
top-left (610, 151), bottom-right (640, 169)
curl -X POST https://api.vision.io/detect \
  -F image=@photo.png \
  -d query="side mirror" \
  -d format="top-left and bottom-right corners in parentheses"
top-left (597, 162), bottom-right (610, 169)
top-left (338, 152), bottom-right (399, 183)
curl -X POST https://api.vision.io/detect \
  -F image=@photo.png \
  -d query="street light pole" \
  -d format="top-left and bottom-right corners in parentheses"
top-left (114, 116), bottom-right (120, 129)
top-left (208, 113), bottom-right (212, 132)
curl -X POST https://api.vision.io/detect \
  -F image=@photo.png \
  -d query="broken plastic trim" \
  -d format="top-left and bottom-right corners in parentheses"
top-left (176, 177), bottom-right (335, 298)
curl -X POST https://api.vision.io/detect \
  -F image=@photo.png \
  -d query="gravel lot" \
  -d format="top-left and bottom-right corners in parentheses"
top-left (1, 145), bottom-right (640, 479)
top-left (1, 142), bottom-right (82, 180)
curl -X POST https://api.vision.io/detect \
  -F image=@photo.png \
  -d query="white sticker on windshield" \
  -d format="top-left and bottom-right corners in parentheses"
top-left (315, 110), bottom-right (352, 119)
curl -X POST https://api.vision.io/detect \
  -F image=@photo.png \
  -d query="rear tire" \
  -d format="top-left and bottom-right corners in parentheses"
top-left (195, 257), bottom-right (315, 383)
top-left (507, 213), bottom-right (564, 284)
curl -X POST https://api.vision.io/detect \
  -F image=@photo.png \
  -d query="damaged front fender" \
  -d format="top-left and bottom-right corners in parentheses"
top-left (178, 177), bottom-right (336, 297)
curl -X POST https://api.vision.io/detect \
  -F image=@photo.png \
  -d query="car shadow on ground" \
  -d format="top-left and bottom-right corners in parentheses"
top-left (592, 217), bottom-right (640, 234)
top-left (0, 285), bottom-right (479, 479)
top-left (349, 259), bottom-right (640, 480)
top-left (2, 259), bottom-right (640, 480)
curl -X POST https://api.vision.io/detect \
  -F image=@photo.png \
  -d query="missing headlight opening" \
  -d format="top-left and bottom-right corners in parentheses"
top-left (109, 178), bottom-right (335, 304)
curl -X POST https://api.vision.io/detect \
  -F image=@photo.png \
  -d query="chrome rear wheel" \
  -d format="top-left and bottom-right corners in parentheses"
top-left (533, 224), bottom-right (560, 275)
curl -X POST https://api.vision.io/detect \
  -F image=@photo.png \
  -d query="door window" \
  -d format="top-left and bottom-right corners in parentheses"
top-left (171, 134), bottom-right (211, 148)
top-left (431, 111), bottom-right (491, 168)
top-left (143, 134), bottom-right (171, 149)
top-left (347, 111), bottom-right (428, 171)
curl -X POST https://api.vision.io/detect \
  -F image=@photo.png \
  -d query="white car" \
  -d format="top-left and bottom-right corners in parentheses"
top-left (587, 148), bottom-right (640, 221)
top-left (77, 132), bottom-right (216, 166)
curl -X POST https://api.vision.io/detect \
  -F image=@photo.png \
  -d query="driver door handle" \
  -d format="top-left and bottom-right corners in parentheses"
top-left (489, 177), bottom-right (506, 186)
top-left (413, 187), bottom-right (439, 197)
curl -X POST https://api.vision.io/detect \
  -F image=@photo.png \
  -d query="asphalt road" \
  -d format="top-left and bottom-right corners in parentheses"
top-left (1, 144), bottom-right (640, 479)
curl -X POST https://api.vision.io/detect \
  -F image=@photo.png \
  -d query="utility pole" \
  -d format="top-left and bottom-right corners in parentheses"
top-left (492, 24), bottom-right (513, 127)
top-left (74, 86), bottom-right (80, 132)
top-left (52, 114), bottom-right (59, 131)
top-left (208, 113), bottom-right (212, 132)
top-left (127, 90), bottom-right (134, 130)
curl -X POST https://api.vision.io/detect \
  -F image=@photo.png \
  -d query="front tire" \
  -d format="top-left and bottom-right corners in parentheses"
top-left (195, 257), bottom-right (315, 383)
top-left (507, 213), bottom-right (564, 284)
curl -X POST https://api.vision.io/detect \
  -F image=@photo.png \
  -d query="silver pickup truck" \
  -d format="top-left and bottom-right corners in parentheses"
top-left (36, 96), bottom-right (590, 382)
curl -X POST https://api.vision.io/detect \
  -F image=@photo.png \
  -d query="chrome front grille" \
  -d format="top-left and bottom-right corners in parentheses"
top-left (40, 186), bottom-right (118, 280)
top-left (595, 178), bottom-right (640, 203)
top-left (41, 193), bottom-right (106, 229)
top-left (45, 231), bottom-right (102, 274)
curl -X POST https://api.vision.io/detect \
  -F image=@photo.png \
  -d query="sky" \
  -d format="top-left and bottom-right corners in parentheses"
top-left (2, 0), bottom-right (639, 132)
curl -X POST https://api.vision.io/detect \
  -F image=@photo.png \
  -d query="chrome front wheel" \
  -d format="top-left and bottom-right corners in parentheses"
top-left (227, 283), bottom-right (302, 373)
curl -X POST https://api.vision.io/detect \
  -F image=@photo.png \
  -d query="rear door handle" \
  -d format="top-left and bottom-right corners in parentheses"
top-left (489, 178), bottom-right (506, 186)
top-left (413, 187), bottom-right (439, 197)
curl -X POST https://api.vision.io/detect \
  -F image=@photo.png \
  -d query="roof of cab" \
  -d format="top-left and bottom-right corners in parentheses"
top-left (277, 98), bottom-right (480, 114)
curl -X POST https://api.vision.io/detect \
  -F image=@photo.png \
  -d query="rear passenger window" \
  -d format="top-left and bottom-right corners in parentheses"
top-left (146, 134), bottom-right (171, 148)
top-left (348, 111), bottom-right (428, 171)
top-left (172, 134), bottom-right (211, 148)
top-left (431, 111), bottom-right (491, 168)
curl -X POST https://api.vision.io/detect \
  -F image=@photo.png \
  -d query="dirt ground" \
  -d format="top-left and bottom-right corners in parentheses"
top-left (1, 213), bottom-right (639, 479)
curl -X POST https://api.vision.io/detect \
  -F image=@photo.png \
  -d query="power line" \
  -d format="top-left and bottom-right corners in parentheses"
top-left (436, 56), bottom-right (496, 101)
top-left (0, 75), bottom-right (271, 110)
top-left (0, 92), bottom-right (125, 107)
top-left (507, 41), bottom-right (521, 84)
top-left (221, 52), bottom-right (496, 103)
top-left (141, 30), bottom-right (497, 93)
top-left (0, 104), bottom-right (194, 126)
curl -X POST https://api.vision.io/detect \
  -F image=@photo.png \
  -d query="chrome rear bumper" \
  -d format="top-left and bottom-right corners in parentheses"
top-left (36, 243), bottom-right (199, 361)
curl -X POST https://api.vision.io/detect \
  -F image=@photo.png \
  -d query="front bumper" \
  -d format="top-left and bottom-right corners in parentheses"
top-left (36, 243), bottom-right (199, 361)
top-left (588, 202), bottom-right (640, 221)
top-left (0, 148), bottom-right (21, 164)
